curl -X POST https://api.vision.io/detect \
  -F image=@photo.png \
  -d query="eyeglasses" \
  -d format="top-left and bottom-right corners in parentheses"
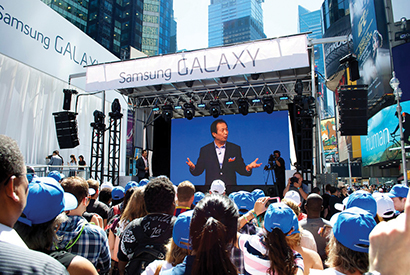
top-left (0, 173), bottom-right (27, 186)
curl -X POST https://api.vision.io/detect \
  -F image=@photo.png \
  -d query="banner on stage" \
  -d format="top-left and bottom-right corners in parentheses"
top-left (85, 34), bottom-right (309, 92)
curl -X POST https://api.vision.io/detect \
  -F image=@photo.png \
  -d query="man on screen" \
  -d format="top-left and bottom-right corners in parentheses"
top-left (186, 119), bottom-right (261, 186)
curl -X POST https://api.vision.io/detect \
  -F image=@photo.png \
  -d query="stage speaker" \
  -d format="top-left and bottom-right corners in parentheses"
top-left (348, 59), bottom-right (360, 82)
top-left (53, 111), bottom-right (79, 149)
top-left (338, 85), bottom-right (368, 136)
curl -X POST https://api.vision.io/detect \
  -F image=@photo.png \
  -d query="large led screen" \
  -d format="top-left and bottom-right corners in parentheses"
top-left (170, 111), bottom-right (290, 186)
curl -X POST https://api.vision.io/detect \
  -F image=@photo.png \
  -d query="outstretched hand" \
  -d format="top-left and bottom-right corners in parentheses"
top-left (186, 158), bottom-right (195, 170)
top-left (246, 158), bottom-right (262, 171)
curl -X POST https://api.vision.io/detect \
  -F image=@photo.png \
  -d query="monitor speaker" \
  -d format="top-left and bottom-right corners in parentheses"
top-left (53, 111), bottom-right (79, 149)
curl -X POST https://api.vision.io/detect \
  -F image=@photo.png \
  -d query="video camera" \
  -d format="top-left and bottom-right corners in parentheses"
top-left (289, 176), bottom-right (299, 187)
top-left (264, 153), bottom-right (276, 170)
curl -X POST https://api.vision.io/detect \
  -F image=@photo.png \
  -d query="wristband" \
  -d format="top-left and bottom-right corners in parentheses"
top-left (243, 215), bottom-right (250, 223)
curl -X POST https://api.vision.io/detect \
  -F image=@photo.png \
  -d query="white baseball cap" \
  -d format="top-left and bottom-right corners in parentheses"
top-left (210, 180), bottom-right (226, 194)
top-left (284, 190), bottom-right (301, 206)
top-left (100, 181), bottom-right (113, 191)
top-left (374, 193), bottom-right (395, 219)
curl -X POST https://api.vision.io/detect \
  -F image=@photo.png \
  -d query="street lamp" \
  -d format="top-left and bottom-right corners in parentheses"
top-left (390, 71), bottom-right (407, 185)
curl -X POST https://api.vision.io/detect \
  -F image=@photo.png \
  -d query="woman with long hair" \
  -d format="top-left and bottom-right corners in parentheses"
top-left (69, 154), bottom-right (77, 177)
top-left (163, 193), bottom-right (239, 275)
top-left (237, 202), bottom-right (304, 275)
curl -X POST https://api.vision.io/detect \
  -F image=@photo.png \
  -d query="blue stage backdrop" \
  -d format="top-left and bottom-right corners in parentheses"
top-left (170, 111), bottom-right (290, 186)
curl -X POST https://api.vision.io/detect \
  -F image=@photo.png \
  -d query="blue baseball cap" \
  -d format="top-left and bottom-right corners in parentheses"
top-left (232, 191), bottom-right (255, 214)
top-left (346, 190), bottom-right (377, 217)
top-left (20, 177), bottom-right (77, 226)
top-left (251, 189), bottom-right (265, 201)
top-left (125, 181), bottom-right (139, 192)
top-left (193, 192), bottom-right (205, 206)
top-left (47, 171), bottom-right (62, 182)
top-left (112, 186), bottom-right (125, 200)
top-left (388, 184), bottom-right (409, 198)
top-left (332, 207), bottom-right (377, 253)
top-left (228, 191), bottom-right (237, 201)
top-left (172, 210), bottom-right (193, 249)
top-left (264, 202), bottom-right (300, 235)
top-left (139, 178), bottom-right (149, 186)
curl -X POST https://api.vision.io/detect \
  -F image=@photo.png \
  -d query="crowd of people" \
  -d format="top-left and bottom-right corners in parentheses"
top-left (1, 134), bottom-right (410, 274)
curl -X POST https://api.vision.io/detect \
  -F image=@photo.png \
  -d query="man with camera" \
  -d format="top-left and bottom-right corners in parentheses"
top-left (283, 172), bottom-right (308, 202)
top-left (271, 150), bottom-right (286, 198)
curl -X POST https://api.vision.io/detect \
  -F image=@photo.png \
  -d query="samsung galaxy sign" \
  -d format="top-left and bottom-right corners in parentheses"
top-left (86, 34), bottom-right (309, 92)
top-left (0, 0), bottom-right (118, 89)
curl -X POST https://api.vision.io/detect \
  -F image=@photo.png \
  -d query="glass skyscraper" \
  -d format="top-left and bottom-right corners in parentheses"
top-left (42, 0), bottom-right (89, 32)
top-left (141, 0), bottom-right (176, 56)
top-left (208, 0), bottom-right (266, 47)
top-left (42, 0), bottom-right (176, 59)
top-left (298, 5), bottom-right (332, 118)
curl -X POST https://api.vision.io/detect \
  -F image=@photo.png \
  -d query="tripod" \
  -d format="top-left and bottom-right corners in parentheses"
top-left (265, 168), bottom-right (279, 197)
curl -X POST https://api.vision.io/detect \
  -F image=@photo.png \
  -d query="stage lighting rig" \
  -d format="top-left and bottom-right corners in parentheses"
top-left (91, 110), bottom-right (106, 131)
top-left (109, 98), bottom-right (123, 119)
top-left (209, 101), bottom-right (221, 118)
top-left (238, 98), bottom-right (249, 116)
top-left (262, 97), bottom-right (274, 114)
top-left (162, 105), bottom-right (173, 122)
top-left (183, 102), bottom-right (196, 120)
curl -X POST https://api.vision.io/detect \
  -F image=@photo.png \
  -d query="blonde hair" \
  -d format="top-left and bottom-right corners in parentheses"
top-left (326, 234), bottom-right (369, 274)
top-left (282, 198), bottom-right (300, 217)
top-left (121, 187), bottom-right (147, 223)
top-left (165, 238), bottom-right (191, 266)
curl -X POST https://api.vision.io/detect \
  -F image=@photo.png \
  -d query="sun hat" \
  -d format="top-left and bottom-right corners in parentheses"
top-left (19, 177), bottom-right (77, 226)
top-left (264, 202), bottom-right (300, 235)
top-left (232, 191), bottom-right (255, 214)
top-left (388, 184), bottom-right (409, 198)
top-left (284, 190), bottom-right (301, 206)
top-left (332, 207), bottom-right (377, 253)
top-left (172, 210), bottom-right (194, 249)
top-left (193, 191), bottom-right (205, 206)
top-left (345, 190), bottom-right (377, 217)
top-left (125, 181), bottom-right (139, 192)
top-left (111, 186), bottom-right (125, 200)
top-left (210, 179), bottom-right (226, 194)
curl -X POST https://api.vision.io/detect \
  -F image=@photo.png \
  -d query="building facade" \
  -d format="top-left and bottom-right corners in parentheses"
top-left (208, 0), bottom-right (266, 47)
top-left (41, 0), bottom-right (89, 32)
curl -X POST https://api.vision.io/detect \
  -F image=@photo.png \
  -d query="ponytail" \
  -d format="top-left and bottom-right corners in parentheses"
top-left (265, 228), bottom-right (296, 275)
top-left (192, 217), bottom-right (237, 275)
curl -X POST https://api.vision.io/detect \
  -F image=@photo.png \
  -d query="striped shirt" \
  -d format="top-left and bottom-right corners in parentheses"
top-left (238, 233), bottom-right (304, 275)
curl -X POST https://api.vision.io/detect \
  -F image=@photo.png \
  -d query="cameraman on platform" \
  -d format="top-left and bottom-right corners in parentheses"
top-left (271, 150), bottom-right (286, 198)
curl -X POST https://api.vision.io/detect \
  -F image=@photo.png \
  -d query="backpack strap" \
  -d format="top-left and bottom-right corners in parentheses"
top-left (54, 222), bottom-right (86, 251)
top-left (154, 262), bottom-right (164, 275)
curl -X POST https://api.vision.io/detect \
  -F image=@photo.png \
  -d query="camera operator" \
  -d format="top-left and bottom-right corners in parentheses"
top-left (269, 150), bottom-right (286, 198)
top-left (283, 172), bottom-right (308, 202)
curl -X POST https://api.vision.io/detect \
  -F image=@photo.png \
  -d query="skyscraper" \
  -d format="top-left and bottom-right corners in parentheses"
top-left (298, 5), bottom-right (331, 117)
top-left (42, 0), bottom-right (176, 59)
top-left (208, 0), bottom-right (266, 48)
top-left (41, 0), bottom-right (89, 32)
top-left (141, 0), bottom-right (176, 56)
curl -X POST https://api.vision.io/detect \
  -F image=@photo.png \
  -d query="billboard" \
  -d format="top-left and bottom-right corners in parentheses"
top-left (349, 0), bottom-right (392, 103)
top-left (361, 101), bottom-right (410, 166)
top-left (321, 117), bottom-right (337, 160)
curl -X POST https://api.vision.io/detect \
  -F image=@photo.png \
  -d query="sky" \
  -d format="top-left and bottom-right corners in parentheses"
top-left (173, 0), bottom-right (325, 51)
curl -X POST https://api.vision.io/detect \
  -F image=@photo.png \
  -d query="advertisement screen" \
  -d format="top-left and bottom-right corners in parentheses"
top-left (170, 111), bottom-right (290, 186)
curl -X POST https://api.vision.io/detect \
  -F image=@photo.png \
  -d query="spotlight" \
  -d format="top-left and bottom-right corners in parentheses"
top-left (262, 97), bottom-right (274, 114)
top-left (209, 101), bottom-right (221, 118)
top-left (295, 80), bottom-right (303, 96)
top-left (91, 110), bottom-right (106, 131)
top-left (183, 103), bottom-right (196, 120)
top-left (250, 74), bottom-right (260, 80)
top-left (238, 98), bottom-right (249, 116)
top-left (162, 105), bottom-right (173, 122)
top-left (185, 80), bottom-right (194, 88)
top-left (109, 98), bottom-right (123, 119)
top-left (220, 77), bottom-right (229, 83)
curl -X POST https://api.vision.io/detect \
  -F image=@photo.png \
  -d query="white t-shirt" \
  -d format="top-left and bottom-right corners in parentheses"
top-left (310, 268), bottom-right (345, 275)
top-left (142, 260), bottom-right (174, 275)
